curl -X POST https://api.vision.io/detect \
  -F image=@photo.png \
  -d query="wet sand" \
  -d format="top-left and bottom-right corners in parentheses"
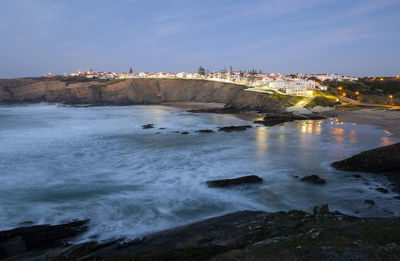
top-left (334, 109), bottom-right (400, 138)
top-left (161, 102), bottom-right (225, 110)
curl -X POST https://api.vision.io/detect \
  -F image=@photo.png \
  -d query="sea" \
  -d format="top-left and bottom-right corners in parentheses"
top-left (0, 103), bottom-right (399, 242)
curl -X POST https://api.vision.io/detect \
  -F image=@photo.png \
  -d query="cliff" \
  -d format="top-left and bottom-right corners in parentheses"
top-left (0, 78), bottom-right (284, 112)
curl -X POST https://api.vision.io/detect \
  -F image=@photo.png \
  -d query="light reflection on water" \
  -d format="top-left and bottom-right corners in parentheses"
top-left (0, 104), bottom-right (399, 242)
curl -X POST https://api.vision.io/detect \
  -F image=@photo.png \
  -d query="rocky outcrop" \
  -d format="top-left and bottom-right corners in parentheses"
top-left (0, 78), bottom-right (285, 113)
top-left (2, 207), bottom-right (400, 261)
top-left (206, 175), bottom-right (263, 188)
top-left (254, 113), bottom-right (326, 126)
top-left (218, 125), bottom-right (252, 132)
top-left (0, 219), bottom-right (89, 260)
top-left (332, 143), bottom-right (400, 192)
top-left (300, 175), bottom-right (326, 185)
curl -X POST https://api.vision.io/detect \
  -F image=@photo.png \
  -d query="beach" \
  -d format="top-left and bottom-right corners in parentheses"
top-left (334, 109), bottom-right (400, 138)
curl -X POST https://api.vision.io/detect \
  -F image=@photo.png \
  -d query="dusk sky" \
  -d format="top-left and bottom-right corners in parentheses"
top-left (1, 0), bottom-right (400, 78)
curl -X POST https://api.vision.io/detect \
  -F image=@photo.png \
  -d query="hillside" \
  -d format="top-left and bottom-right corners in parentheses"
top-left (324, 77), bottom-right (400, 105)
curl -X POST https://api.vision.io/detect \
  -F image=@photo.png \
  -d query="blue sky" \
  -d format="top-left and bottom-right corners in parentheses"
top-left (1, 0), bottom-right (399, 78)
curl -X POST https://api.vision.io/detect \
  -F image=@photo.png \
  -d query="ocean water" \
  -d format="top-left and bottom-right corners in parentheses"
top-left (0, 103), bottom-right (399, 242)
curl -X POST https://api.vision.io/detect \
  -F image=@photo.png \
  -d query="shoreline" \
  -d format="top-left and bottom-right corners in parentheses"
top-left (2, 205), bottom-right (400, 260)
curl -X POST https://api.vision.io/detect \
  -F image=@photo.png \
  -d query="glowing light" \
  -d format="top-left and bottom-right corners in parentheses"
top-left (389, 95), bottom-right (393, 99)
top-left (380, 78), bottom-right (384, 81)
top-left (338, 86), bottom-right (343, 90)
top-left (396, 75), bottom-right (400, 79)
top-left (342, 93), bottom-right (346, 97)
top-left (355, 91), bottom-right (359, 95)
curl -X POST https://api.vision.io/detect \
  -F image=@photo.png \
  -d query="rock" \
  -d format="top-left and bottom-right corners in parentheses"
top-left (206, 175), bottom-right (263, 188)
top-left (394, 196), bottom-right (400, 200)
top-left (218, 125), bottom-right (252, 132)
top-left (376, 187), bottom-right (389, 193)
top-left (308, 228), bottom-right (320, 239)
top-left (309, 204), bottom-right (329, 216)
top-left (142, 124), bottom-right (154, 129)
top-left (254, 113), bottom-right (325, 127)
top-left (181, 132), bottom-right (189, 135)
top-left (364, 199), bottom-right (376, 206)
top-left (331, 143), bottom-right (400, 192)
top-left (159, 128), bottom-right (166, 130)
top-left (293, 176), bottom-right (299, 179)
top-left (196, 129), bottom-right (215, 133)
top-left (352, 174), bottom-right (361, 178)
top-left (0, 220), bottom-right (89, 259)
top-left (300, 175), bottom-right (326, 185)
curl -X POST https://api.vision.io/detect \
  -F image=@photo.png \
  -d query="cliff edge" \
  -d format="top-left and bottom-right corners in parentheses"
top-left (0, 78), bottom-right (284, 113)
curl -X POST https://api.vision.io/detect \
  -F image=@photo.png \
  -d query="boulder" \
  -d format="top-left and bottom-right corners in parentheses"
top-left (309, 204), bottom-right (329, 216)
top-left (300, 175), bottom-right (326, 185)
top-left (142, 124), bottom-right (154, 129)
top-left (181, 132), bottom-right (189, 135)
top-left (364, 200), bottom-right (376, 206)
top-left (331, 143), bottom-right (400, 192)
top-left (196, 129), bottom-right (215, 133)
top-left (376, 188), bottom-right (389, 193)
top-left (206, 175), bottom-right (263, 188)
top-left (218, 126), bottom-right (252, 132)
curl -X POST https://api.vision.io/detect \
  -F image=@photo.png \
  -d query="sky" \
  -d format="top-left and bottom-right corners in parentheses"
top-left (0, 0), bottom-right (399, 78)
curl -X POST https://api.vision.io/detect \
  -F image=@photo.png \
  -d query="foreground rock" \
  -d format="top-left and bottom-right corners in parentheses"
top-left (206, 175), bottom-right (263, 188)
top-left (0, 220), bottom-right (89, 260)
top-left (332, 143), bottom-right (400, 192)
top-left (218, 125), bottom-right (252, 132)
top-left (300, 175), bottom-right (326, 185)
top-left (254, 113), bottom-right (325, 126)
top-left (3, 207), bottom-right (400, 261)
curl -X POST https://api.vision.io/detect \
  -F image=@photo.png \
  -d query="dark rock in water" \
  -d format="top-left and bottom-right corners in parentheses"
top-left (218, 125), bottom-right (252, 132)
top-left (181, 132), bottom-right (189, 135)
top-left (142, 124), bottom-right (154, 129)
top-left (206, 175), bottom-right (263, 188)
top-left (300, 175), bottom-right (326, 185)
top-left (364, 199), bottom-right (376, 206)
top-left (352, 174), bottom-right (361, 178)
top-left (254, 113), bottom-right (325, 127)
top-left (159, 128), bottom-right (167, 130)
top-left (196, 129), bottom-right (215, 133)
top-left (331, 143), bottom-right (400, 193)
top-left (394, 196), bottom-right (400, 200)
top-left (0, 220), bottom-right (89, 259)
top-left (376, 188), bottom-right (389, 193)
top-left (293, 176), bottom-right (299, 179)
top-left (309, 204), bottom-right (329, 216)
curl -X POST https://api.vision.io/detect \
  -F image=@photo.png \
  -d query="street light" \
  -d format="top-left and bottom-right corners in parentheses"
top-left (389, 95), bottom-right (393, 105)
top-left (338, 86), bottom-right (343, 90)
top-left (342, 93), bottom-right (346, 97)
top-left (355, 91), bottom-right (359, 95)
top-left (380, 78), bottom-right (384, 81)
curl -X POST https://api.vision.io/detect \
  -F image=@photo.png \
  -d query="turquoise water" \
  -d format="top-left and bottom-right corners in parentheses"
top-left (0, 103), bottom-right (398, 241)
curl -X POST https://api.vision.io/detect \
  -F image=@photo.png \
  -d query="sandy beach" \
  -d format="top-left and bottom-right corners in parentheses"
top-left (334, 109), bottom-right (400, 138)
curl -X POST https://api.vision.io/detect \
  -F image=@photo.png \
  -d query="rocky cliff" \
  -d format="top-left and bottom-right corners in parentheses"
top-left (0, 78), bottom-right (284, 112)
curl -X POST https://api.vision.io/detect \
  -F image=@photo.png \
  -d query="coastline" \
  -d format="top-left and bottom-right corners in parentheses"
top-left (331, 109), bottom-right (400, 138)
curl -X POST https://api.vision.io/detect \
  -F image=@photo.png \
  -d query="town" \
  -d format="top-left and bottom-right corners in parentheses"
top-left (45, 68), bottom-right (360, 97)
